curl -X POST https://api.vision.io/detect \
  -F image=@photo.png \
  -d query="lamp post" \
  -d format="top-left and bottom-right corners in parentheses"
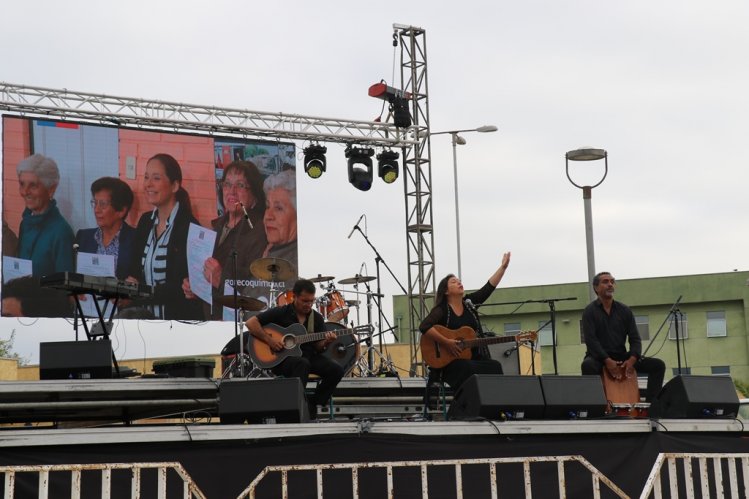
top-left (565, 147), bottom-right (608, 302)
top-left (432, 125), bottom-right (498, 279)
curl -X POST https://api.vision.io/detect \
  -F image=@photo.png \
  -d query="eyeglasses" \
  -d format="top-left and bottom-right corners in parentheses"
top-left (90, 199), bottom-right (112, 209)
top-left (221, 181), bottom-right (250, 191)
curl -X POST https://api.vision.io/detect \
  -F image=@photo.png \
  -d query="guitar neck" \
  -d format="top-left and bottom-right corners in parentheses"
top-left (295, 325), bottom-right (366, 345)
top-left (463, 334), bottom-right (524, 348)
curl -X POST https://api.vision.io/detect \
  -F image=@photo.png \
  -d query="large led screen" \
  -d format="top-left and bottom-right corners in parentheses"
top-left (1, 115), bottom-right (298, 321)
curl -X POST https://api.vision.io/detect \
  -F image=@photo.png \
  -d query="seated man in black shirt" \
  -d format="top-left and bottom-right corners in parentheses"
top-left (581, 271), bottom-right (666, 402)
top-left (245, 279), bottom-right (343, 419)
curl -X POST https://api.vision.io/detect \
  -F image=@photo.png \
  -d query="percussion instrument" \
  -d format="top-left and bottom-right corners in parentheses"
top-left (308, 274), bottom-right (335, 283)
top-left (250, 257), bottom-right (296, 281)
top-left (318, 290), bottom-right (347, 322)
top-left (338, 275), bottom-right (376, 285)
top-left (217, 294), bottom-right (265, 311)
top-left (601, 365), bottom-right (640, 415)
top-left (276, 290), bottom-right (295, 306)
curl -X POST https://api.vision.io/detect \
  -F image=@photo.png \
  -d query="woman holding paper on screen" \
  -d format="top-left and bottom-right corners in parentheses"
top-left (75, 177), bottom-right (136, 280)
top-left (126, 153), bottom-right (202, 320)
top-left (181, 159), bottom-right (267, 320)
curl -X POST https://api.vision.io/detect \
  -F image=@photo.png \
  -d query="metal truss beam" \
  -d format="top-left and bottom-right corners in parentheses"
top-left (0, 82), bottom-right (415, 147)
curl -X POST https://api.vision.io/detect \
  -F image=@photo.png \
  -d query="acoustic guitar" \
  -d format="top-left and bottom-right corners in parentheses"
top-left (421, 325), bottom-right (538, 369)
top-left (249, 323), bottom-right (371, 369)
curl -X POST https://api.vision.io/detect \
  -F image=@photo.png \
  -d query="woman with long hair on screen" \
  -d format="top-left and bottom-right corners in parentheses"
top-left (127, 153), bottom-right (202, 320)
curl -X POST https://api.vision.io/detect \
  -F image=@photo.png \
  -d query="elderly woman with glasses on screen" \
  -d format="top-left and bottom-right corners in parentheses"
top-left (75, 177), bottom-right (136, 280)
top-left (182, 160), bottom-right (268, 319)
top-left (15, 154), bottom-right (75, 278)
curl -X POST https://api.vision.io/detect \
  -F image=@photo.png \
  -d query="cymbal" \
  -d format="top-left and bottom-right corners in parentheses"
top-left (308, 274), bottom-right (335, 283)
top-left (217, 295), bottom-right (265, 311)
top-left (250, 257), bottom-right (296, 281)
top-left (338, 275), bottom-right (376, 285)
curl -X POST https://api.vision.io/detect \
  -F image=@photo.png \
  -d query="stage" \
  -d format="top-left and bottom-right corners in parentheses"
top-left (0, 377), bottom-right (747, 498)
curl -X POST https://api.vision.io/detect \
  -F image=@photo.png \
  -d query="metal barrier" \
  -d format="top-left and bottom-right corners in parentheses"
top-left (238, 455), bottom-right (629, 499)
top-left (640, 453), bottom-right (749, 499)
top-left (0, 462), bottom-right (206, 499)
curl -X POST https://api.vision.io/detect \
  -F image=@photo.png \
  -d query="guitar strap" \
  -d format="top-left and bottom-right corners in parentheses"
top-left (306, 312), bottom-right (314, 333)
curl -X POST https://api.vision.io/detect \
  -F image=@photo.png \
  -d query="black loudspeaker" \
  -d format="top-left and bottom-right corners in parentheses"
top-left (650, 375), bottom-right (740, 418)
top-left (487, 343), bottom-right (520, 375)
top-left (447, 375), bottom-right (545, 421)
top-left (540, 375), bottom-right (607, 419)
top-left (219, 378), bottom-right (309, 424)
top-left (39, 340), bottom-right (112, 380)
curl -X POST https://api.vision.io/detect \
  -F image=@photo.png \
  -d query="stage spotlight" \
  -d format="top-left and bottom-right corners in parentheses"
top-left (345, 146), bottom-right (374, 191)
top-left (377, 150), bottom-right (399, 184)
top-left (303, 144), bottom-right (327, 179)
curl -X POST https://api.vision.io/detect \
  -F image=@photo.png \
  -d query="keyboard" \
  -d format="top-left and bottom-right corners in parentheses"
top-left (40, 272), bottom-right (153, 300)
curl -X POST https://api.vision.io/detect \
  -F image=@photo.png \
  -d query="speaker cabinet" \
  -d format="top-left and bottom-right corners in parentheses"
top-left (650, 375), bottom-right (739, 418)
top-left (540, 375), bottom-right (607, 419)
top-left (219, 378), bottom-right (309, 424)
top-left (447, 375), bottom-right (544, 421)
top-left (39, 340), bottom-right (112, 380)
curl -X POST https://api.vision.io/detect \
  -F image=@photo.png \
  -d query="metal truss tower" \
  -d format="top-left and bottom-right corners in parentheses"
top-left (395, 24), bottom-right (435, 375)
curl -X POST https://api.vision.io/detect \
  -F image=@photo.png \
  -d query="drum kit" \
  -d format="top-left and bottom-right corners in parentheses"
top-left (221, 257), bottom-right (384, 379)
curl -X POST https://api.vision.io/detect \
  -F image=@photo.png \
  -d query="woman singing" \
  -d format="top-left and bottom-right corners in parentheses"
top-left (419, 252), bottom-right (511, 390)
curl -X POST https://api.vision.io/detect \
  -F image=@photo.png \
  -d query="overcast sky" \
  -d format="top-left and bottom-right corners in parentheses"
top-left (1, 1), bottom-right (748, 365)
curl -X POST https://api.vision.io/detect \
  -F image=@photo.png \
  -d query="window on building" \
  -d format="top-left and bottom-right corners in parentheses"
top-left (504, 322), bottom-right (521, 336)
top-left (672, 367), bottom-right (691, 375)
top-left (579, 320), bottom-right (585, 344)
top-left (634, 315), bottom-right (650, 341)
top-left (667, 314), bottom-right (688, 340)
top-left (706, 311), bottom-right (727, 338)
top-left (711, 366), bottom-right (730, 376)
top-left (537, 321), bottom-right (554, 347)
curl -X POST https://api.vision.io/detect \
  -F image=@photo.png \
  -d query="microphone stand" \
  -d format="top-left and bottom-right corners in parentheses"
top-left (351, 225), bottom-right (408, 372)
top-left (643, 295), bottom-right (683, 372)
top-left (482, 297), bottom-right (577, 375)
top-left (229, 209), bottom-right (245, 377)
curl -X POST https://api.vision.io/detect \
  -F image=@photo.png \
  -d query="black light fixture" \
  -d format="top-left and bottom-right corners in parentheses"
top-left (345, 146), bottom-right (374, 191)
top-left (303, 143), bottom-right (327, 179)
top-left (377, 150), bottom-right (399, 184)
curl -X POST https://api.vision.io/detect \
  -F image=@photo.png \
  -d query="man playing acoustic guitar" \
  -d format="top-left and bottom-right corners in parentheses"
top-left (581, 272), bottom-right (666, 402)
top-left (245, 279), bottom-right (344, 419)
top-left (419, 252), bottom-right (512, 390)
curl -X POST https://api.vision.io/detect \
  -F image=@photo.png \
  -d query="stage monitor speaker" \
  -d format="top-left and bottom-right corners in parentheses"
top-left (540, 375), bottom-right (607, 419)
top-left (447, 375), bottom-right (544, 421)
top-left (39, 340), bottom-right (112, 380)
top-left (219, 378), bottom-right (309, 424)
top-left (649, 375), bottom-right (739, 419)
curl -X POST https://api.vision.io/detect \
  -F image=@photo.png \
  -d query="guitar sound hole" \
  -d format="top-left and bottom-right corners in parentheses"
top-left (282, 336), bottom-right (296, 349)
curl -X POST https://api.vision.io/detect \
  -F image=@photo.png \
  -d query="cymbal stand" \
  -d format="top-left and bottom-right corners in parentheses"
top-left (229, 213), bottom-right (245, 377)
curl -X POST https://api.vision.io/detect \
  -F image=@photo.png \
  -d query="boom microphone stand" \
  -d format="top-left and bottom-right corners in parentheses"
top-left (643, 295), bottom-right (684, 372)
top-left (229, 208), bottom-right (246, 377)
top-left (481, 297), bottom-right (577, 375)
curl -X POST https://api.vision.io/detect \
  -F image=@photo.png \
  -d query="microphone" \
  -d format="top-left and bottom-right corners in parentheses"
top-left (347, 214), bottom-right (365, 239)
top-left (464, 298), bottom-right (478, 311)
top-left (238, 202), bottom-right (254, 229)
top-left (72, 243), bottom-right (79, 273)
top-left (504, 345), bottom-right (518, 357)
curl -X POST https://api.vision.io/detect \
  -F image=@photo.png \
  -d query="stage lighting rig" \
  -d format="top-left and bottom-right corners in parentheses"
top-left (377, 150), bottom-right (399, 184)
top-left (345, 146), bottom-right (374, 191)
top-left (303, 143), bottom-right (327, 179)
top-left (368, 82), bottom-right (412, 128)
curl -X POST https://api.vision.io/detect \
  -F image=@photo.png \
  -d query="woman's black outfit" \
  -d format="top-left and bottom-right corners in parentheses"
top-left (419, 281), bottom-right (503, 390)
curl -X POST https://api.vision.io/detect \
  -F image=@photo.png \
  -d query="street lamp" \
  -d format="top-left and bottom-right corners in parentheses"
top-left (565, 147), bottom-right (608, 302)
top-left (432, 125), bottom-right (498, 279)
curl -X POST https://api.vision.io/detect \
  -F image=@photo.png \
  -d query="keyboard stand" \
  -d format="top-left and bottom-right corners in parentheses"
top-left (71, 293), bottom-right (121, 377)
